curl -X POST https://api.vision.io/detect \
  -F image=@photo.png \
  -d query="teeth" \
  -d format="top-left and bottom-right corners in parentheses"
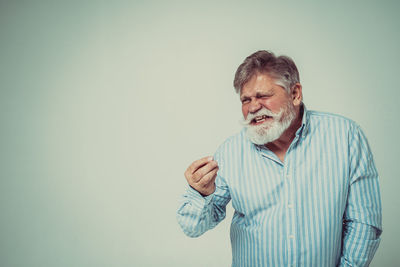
top-left (254, 115), bottom-right (266, 122)
top-left (251, 115), bottom-right (273, 123)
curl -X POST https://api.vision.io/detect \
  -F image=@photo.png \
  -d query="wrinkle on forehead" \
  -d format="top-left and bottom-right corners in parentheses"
top-left (240, 73), bottom-right (276, 97)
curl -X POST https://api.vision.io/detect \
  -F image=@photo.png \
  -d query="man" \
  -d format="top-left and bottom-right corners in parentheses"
top-left (177, 50), bottom-right (382, 267)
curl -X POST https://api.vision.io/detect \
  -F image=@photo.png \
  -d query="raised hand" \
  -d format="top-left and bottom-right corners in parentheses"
top-left (184, 156), bottom-right (219, 196)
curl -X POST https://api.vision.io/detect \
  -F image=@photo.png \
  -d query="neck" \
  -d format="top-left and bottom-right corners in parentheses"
top-left (266, 105), bottom-right (303, 156)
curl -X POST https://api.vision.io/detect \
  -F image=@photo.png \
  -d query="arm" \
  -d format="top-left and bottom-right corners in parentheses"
top-left (177, 156), bottom-right (231, 237)
top-left (339, 126), bottom-right (382, 266)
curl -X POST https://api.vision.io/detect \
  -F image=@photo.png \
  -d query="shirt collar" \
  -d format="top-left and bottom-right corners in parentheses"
top-left (297, 103), bottom-right (309, 139)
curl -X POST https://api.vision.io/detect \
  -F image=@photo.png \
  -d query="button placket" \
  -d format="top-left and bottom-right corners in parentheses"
top-left (285, 160), bottom-right (297, 267)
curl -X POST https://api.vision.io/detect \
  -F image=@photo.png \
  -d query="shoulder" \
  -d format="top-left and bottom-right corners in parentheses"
top-left (306, 110), bottom-right (360, 131)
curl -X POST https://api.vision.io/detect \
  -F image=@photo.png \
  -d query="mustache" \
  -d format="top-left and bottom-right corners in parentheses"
top-left (240, 108), bottom-right (282, 126)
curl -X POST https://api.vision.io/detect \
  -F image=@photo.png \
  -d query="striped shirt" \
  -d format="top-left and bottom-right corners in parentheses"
top-left (177, 107), bottom-right (382, 267)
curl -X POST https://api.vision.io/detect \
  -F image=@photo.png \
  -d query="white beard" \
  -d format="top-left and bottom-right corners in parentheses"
top-left (241, 102), bottom-right (296, 145)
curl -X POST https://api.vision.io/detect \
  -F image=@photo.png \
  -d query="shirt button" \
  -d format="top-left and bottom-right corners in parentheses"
top-left (288, 234), bottom-right (295, 239)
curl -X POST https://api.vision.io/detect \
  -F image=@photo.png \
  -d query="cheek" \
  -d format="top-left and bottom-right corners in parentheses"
top-left (263, 99), bottom-right (283, 112)
top-left (257, 101), bottom-right (273, 112)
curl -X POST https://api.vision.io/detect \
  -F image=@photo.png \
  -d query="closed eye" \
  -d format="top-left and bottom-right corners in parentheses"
top-left (257, 94), bottom-right (272, 99)
top-left (241, 98), bottom-right (250, 104)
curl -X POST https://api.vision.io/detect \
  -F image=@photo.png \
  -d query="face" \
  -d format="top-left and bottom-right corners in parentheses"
top-left (240, 73), bottom-right (291, 120)
top-left (240, 73), bottom-right (298, 144)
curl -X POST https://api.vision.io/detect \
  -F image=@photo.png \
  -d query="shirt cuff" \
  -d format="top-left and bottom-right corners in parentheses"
top-left (185, 186), bottom-right (214, 209)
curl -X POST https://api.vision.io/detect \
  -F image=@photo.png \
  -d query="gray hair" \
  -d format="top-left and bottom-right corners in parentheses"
top-left (233, 50), bottom-right (300, 94)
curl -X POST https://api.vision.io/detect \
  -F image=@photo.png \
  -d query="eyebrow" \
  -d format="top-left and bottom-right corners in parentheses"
top-left (256, 92), bottom-right (269, 97)
top-left (240, 90), bottom-right (273, 101)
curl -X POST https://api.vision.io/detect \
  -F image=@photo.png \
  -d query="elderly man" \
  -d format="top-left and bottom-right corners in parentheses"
top-left (177, 50), bottom-right (382, 267)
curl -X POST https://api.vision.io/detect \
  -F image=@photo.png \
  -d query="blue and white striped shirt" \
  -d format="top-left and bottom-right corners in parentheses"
top-left (177, 108), bottom-right (382, 267)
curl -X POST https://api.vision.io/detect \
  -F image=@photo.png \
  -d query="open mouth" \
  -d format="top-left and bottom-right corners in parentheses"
top-left (251, 115), bottom-right (272, 125)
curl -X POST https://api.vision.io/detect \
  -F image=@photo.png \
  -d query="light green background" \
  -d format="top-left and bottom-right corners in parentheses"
top-left (1, 1), bottom-right (399, 266)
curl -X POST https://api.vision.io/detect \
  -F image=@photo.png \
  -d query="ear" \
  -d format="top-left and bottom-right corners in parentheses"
top-left (290, 83), bottom-right (302, 106)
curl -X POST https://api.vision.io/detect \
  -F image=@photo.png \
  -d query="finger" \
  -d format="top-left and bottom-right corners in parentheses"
top-left (184, 158), bottom-right (214, 184)
top-left (188, 156), bottom-right (214, 174)
top-left (195, 168), bottom-right (218, 194)
top-left (192, 161), bottom-right (218, 183)
top-left (199, 168), bottom-right (218, 187)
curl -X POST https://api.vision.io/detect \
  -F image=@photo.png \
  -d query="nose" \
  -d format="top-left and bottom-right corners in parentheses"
top-left (248, 99), bottom-right (262, 114)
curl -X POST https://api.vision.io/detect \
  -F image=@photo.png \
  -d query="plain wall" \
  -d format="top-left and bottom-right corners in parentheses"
top-left (0, 1), bottom-right (399, 266)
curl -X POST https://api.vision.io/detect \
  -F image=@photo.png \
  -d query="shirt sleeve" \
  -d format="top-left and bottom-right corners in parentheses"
top-left (339, 125), bottom-right (382, 266)
top-left (176, 173), bottom-right (231, 237)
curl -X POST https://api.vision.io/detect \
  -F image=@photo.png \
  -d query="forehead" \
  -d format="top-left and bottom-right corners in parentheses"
top-left (240, 73), bottom-right (276, 96)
